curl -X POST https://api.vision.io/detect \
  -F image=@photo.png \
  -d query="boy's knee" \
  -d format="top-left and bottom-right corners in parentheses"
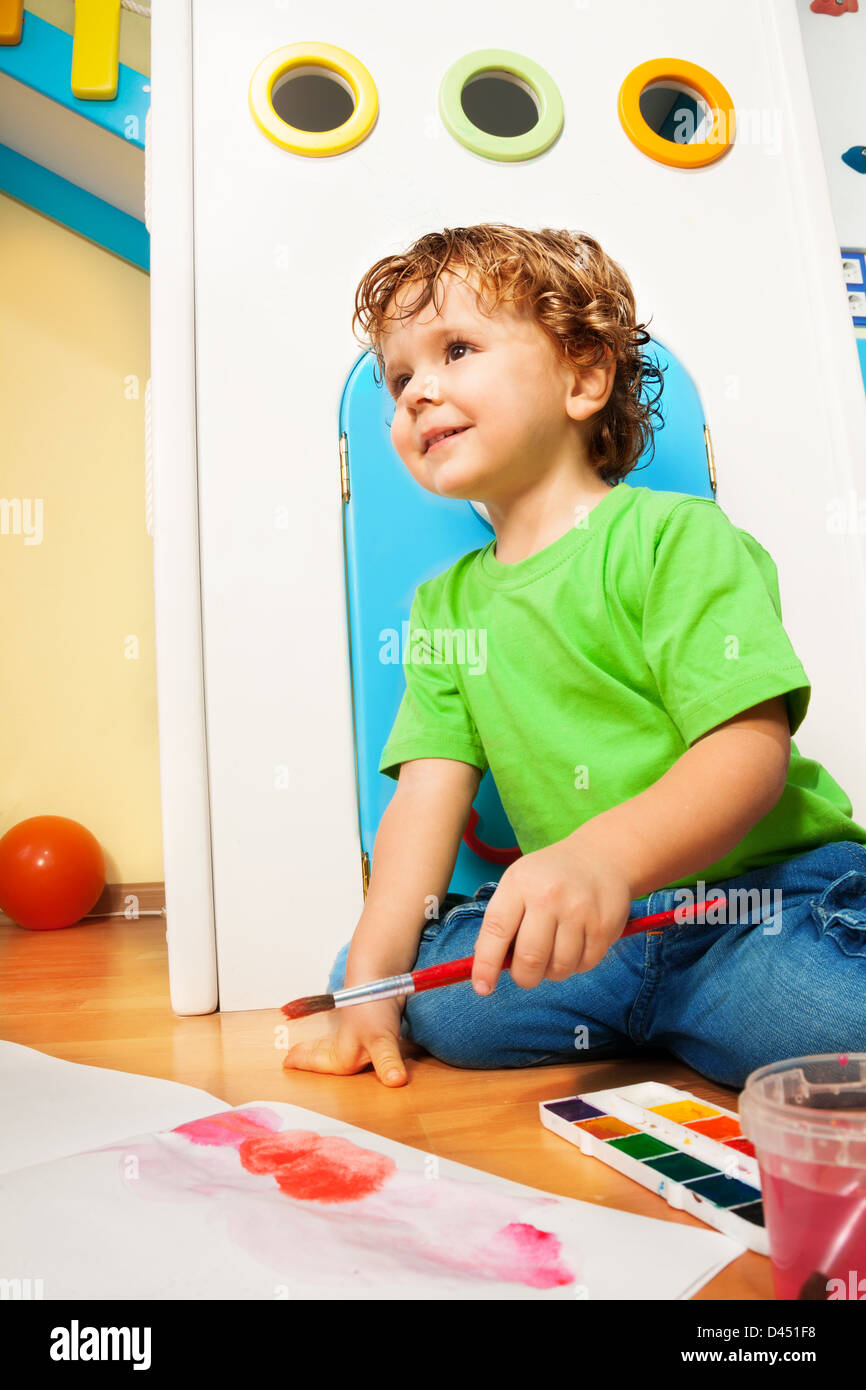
top-left (404, 981), bottom-right (552, 1069)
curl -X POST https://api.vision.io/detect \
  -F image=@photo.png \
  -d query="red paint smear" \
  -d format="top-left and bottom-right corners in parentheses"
top-left (131, 1117), bottom-right (576, 1290)
top-left (172, 1107), bottom-right (284, 1148)
top-left (238, 1130), bottom-right (396, 1203)
top-left (479, 1222), bottom-right (574, 1290)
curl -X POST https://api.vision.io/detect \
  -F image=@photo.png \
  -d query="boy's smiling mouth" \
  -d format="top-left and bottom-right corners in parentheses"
top-left (423, 425), bottom-right (471, 454)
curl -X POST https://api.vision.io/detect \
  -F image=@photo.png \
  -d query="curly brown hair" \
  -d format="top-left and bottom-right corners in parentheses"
top-left (352, 223), bottom-right (665, 485)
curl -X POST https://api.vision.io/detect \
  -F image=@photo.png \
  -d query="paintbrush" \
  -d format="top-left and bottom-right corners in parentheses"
top-left (281, 895), bottom-right (727, 1019)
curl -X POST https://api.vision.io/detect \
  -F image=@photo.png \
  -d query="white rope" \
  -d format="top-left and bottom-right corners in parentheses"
top-left (65, 1), bottom-right (152, 17)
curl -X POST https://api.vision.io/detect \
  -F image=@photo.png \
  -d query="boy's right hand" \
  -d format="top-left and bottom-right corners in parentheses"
top-left (282, 996), bottom-right (408, 1087)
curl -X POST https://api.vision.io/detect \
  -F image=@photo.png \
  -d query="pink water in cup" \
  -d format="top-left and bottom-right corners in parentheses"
top-left (740, 1054), bottom-right (866, 1300)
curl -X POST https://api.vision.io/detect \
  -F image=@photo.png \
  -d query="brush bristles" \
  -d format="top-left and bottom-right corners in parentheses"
top-left (281, 993), bottom-right (335, 1019)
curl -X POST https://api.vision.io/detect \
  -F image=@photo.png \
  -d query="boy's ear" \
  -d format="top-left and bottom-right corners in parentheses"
top-left (566, 357), bottom-right (616, 423)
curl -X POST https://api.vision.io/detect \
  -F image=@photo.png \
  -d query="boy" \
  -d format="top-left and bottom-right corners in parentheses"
top-left (284, 223), bottom-right (866, 1090)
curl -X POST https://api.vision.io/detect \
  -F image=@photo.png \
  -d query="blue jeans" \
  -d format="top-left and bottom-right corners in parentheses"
top-left (326, 840), bottom-right (866, 1088)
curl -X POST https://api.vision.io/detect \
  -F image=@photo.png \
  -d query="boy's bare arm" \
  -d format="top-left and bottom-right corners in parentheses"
top-left (571, 695), bottom-right (791, 898)
top-left (344, 758), bottom-right (484, 986)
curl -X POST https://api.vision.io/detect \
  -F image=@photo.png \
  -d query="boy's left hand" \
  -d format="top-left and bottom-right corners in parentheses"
top-left (471, 834), bottom-right (633, 995)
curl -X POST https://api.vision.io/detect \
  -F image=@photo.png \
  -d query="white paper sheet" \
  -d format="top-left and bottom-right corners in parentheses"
top-left (0, 1040), bottom-right (227, 1175)
top-left (0, 1043), bottom-right (744, 1299)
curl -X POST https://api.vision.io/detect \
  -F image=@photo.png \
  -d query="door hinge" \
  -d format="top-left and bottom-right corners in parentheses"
top-left (340, 432), bottom-right (350, 503)
top-left (361, 850), bottom-right (370, 898)
top-left (704, 425), bottom-right (717, 494)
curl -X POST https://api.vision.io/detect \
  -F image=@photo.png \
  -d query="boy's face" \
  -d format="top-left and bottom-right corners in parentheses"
top-left (380, 267), bottom-right (601, 503)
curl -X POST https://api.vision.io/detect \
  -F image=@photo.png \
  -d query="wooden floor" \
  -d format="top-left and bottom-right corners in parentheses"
top-left (0, 913), bottom-right (772, 1299)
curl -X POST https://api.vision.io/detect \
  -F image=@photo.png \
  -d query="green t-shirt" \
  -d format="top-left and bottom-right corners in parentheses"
top-left (378, 482), bottom-right (866, 891)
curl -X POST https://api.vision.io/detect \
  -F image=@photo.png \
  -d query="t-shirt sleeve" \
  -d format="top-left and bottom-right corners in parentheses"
top-left (378, 585), bottom-right (490, 781)
top-left (641, 499), bottom-right (811, 746)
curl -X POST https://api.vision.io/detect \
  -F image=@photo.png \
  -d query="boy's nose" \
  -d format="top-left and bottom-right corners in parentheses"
top-left (407, 372), bottom-right (442, 405)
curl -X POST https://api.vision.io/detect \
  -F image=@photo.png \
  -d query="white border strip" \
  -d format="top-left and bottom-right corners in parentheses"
top-left (149, 0), bottom-right (217, 1014)
top-left (768, 0), bottom-right (866, 663)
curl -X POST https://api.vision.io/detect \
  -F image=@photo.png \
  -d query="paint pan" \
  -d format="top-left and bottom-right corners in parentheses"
top-left (539, 1080), bottom-right (767, 1254)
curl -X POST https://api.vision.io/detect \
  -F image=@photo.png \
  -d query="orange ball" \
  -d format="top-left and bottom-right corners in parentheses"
top-left (0, 816), bottom-right (105, 930)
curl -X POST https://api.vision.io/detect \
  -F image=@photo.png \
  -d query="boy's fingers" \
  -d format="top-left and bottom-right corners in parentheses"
top-left (283, 1031), bottom-right (407, 1086)
top-left (282, 1036), bottom-right (341, 1072)
top-left (472, 882), bottom-right (521, 995)
top-left (366, 1035), bottom-right (407, 1086)
top-left (507, 905), bottom-right (557, 989)
top-left (284, 1034), bottom-right (367, 1075)
top-left (546, 920), bottom-right (586, 978)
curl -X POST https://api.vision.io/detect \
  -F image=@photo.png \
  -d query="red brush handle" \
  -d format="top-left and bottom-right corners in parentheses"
top-left (620, 895), bottom-right (726, 936)
top-left (410, 896), bottom-right (725, 993)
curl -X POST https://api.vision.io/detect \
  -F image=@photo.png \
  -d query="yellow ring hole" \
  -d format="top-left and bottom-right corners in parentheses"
top-left (249, 41), bottom-right (378, 156)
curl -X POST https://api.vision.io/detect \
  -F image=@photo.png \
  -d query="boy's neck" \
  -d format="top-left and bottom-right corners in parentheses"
top-left (488, 481), bottom-right (615, 566)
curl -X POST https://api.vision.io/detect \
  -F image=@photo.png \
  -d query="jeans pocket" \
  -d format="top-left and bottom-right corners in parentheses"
top-left (809, 868), bottom-right (866, 959)
top-left (419, 895), bottom-right (475, 942)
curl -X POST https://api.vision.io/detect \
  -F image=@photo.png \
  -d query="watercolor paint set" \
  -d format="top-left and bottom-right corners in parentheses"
top-left (539, 1080), bottom-right (768, 1254)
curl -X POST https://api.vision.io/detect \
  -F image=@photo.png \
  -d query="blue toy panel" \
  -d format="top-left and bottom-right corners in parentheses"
top-left (0, 12), bottom-right (149, 142)
top-left (0, 142), bottom-right (149, 270)
top-left (0, 13), bottom-right (150, 268)
top-left (339, 338), bottom-right (713, 897)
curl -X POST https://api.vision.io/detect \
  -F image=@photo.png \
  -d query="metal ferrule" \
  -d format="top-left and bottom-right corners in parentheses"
top-left (333, 974), bottom-right (416, 1008)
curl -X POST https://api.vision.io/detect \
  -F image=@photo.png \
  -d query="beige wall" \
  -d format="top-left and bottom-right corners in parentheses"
top-left (0, 192), bottom-right (161, 882)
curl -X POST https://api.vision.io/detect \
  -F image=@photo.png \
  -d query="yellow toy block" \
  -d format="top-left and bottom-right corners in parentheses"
top-left (71, 0), bottom-right (121, 100)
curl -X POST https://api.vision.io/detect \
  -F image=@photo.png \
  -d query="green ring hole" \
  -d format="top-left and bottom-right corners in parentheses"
top-left (439, 48), bottom-right (564, 162)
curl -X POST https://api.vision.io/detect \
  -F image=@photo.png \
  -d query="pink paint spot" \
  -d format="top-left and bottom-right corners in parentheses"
top-left (238, 1130), bottom-right (395, 1203)
top-left (476, 1222), bottom-right (573, 1290)
top-left (173, 1106), bottom-right (284, 1148)
top-left (839, 1055), bottom-right (849, 1066)
top-left (103, 1104), bottom-right (581, 1292)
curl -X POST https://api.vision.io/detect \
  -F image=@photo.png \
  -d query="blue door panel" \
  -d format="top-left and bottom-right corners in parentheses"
top-left (339, 339), bottom-right (711, 896)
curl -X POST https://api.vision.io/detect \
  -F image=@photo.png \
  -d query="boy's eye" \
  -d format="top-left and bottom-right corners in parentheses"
top-left (391, 340), bottom-right (471, 397)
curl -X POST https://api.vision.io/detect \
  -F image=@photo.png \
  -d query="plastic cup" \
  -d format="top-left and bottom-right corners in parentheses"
top-left (740, 1054), bottom-right (866, 1300)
